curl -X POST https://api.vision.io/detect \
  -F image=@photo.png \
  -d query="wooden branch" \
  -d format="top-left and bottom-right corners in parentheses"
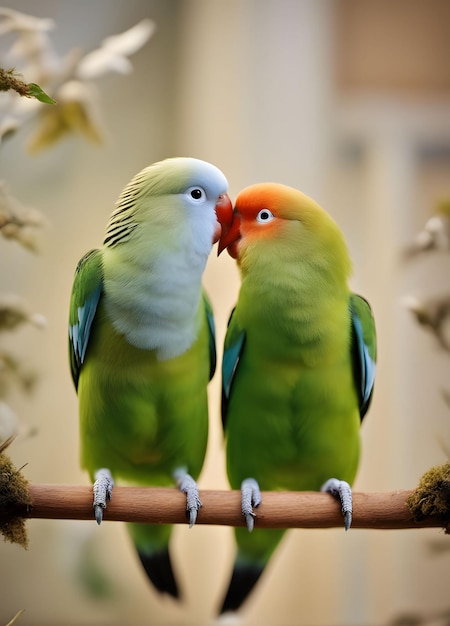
top-left (5, 484), bottom-right (447, 530)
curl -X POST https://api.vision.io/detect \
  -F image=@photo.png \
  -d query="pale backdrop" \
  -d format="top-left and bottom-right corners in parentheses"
top-left (1, 1), bottom-right (449, 625)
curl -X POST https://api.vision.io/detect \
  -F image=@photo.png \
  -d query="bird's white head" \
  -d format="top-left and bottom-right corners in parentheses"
top-left (104, 157), bottom-right (230, 259)
top-left (101, 157), bottom-right (230, 358)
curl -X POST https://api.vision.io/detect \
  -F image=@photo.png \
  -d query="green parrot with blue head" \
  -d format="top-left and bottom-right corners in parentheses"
top-left (69, 157), bottom-right (230, 599)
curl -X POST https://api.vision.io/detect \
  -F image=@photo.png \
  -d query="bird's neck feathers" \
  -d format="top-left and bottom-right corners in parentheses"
top-left (238, 232), bottom-right (352, 354)
top-left (101, 215), bottom-right (211, 361)
top-left (239, 228), bottom-right (352, 299)
top-left (240, 247), bottom-right (351, 310)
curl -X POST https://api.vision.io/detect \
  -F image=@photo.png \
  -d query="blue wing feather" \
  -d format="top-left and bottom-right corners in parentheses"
top-left (221, 307), bottom-right (246, 430)
top-left (203, 291), bottom-right (217, 381)
top-left (350, 294), bottom-right (377, 420)
top-left (69, 249), bottom-right (103, 389)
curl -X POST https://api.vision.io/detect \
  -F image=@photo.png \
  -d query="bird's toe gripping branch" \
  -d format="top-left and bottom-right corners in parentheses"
top-left (174, 469), bottom-right (202, 528)
top-left (321, 477), bottom-right (353, 530)
top-left (241, 478), bottom-right (262, 532)
top-left (93, 468), bottom-right (114, 525)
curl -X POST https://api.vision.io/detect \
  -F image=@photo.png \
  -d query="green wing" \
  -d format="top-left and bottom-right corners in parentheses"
top-left (203, 290), bottom-right (217, 381)
top-left (69, 249), bottom-right (104, 390)
top-left (221, 307), bottom-right (246, 430)
top-left (350, 293), bottom-right (377, 420)
top-left (221, 295), bottom-right (375, 429)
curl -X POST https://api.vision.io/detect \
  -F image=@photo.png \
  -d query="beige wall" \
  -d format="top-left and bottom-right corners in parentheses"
top-left (1, 1), bottom-right (449, 625)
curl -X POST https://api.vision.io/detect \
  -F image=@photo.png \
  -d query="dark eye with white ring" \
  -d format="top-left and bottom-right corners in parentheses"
top-left (185, 186), bottom-right (206, 203)
top-left (256, 208), bottom-right (274, 223)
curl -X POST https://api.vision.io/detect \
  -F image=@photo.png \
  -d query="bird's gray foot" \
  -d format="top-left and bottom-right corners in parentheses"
top-left (93, 468), bottom-right (114, 525)
top-left (174, 468), bottom-right (202, 528)
top-left (321, 477), bottom-right (353, 530)
top-left (241, 478), bottom-right (262, 532)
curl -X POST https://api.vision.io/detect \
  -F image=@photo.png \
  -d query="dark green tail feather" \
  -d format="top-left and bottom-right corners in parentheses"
top-left (219, 562), bottom-right (264, 614)
top-left (136, 547), bottom-right (180, 598)
top-left (128, 523), bottom-right (179, 598)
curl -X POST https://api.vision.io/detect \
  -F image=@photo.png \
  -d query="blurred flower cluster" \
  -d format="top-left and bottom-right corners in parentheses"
top-left (403, 199), bottom-right (450, 422)
top-left (404, 200), bottom-right (450, 259)
top-left (0, 182), bottom-right (45, 252)
top-left (0, 7), bottom-right (155, 150)
top-left (0, 7), bottom-right (154, 442)
top-left (0, 291), bottom-right (43, 442)
top-left (404, 200), bottom-right (450, 355)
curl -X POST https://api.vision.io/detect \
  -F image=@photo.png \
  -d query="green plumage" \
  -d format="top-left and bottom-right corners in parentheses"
top-left (218, 182), bottom-right (376, 613)
top-left (68, 157), bottom-right (228, 599)
top-left (72, 265), bottom-right (212, 485)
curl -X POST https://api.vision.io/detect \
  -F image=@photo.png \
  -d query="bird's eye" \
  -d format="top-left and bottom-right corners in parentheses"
top-left (256, 209), bottom-right (274, 223)
top-left (186, 186), bottom-right (206, 203)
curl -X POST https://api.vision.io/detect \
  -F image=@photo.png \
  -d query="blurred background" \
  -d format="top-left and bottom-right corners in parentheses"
top-left (1, 1), bottom-right (449, 624)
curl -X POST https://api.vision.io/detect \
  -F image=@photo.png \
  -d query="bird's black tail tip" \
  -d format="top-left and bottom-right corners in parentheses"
top-left (137, 547), bottom-right (180, 599)
top-left (219, 562), bottom-right (264, 615)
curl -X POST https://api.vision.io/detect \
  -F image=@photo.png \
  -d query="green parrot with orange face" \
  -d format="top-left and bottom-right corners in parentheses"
top-left (215, 182), bottom-right (376, 613)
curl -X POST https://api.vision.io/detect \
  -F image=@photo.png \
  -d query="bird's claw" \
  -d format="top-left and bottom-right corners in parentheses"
top-left (241, 478), bottom-right (262, 532)
top-left (174, 469), bottom-right (202, 528)
top-left (321, 477), bottom-right (353, 530)
top-left (94, 504), bottom-right (106, 526)
top-left (93, 468), bottom-right (114, 525)
top-left (343, 509), bottom-right (352, 531)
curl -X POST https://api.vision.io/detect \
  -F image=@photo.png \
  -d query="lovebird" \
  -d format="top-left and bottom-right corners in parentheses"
top-left (215, 182), bottom-right (376, 613)
top-left (68, 157), bottom-right (230, 599)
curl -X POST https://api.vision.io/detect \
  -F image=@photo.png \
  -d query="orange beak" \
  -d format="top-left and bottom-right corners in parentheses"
top-left (215, 196), bottom-right (241, 257)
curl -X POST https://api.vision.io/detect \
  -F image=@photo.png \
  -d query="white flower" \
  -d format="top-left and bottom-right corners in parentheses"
top-left (403, 294), bottom-right (450, 351)
top-left (404, 200), bottom-right (450, 259)
top-left (0, 7), bottom-right (59, 82)
top-left (76, 18), bottom-right (155, 79)
top-left (0, 11), bottom-right (154, 149)
top-left (0, 7), bottom-right (54, 35)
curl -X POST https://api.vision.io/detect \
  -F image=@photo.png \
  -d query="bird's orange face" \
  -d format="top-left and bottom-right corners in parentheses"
top-left (216, 184), bottom-right (294, 258)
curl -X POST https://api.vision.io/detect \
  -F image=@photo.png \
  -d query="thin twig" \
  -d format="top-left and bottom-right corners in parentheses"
top-left (6, 484), bottom-right (448, 530)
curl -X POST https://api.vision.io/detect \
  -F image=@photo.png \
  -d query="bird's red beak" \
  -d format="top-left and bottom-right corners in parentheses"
top-left (215, 196), bottom-right (241, 257)
top-left (213, 193), bottom-right (232, 245)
